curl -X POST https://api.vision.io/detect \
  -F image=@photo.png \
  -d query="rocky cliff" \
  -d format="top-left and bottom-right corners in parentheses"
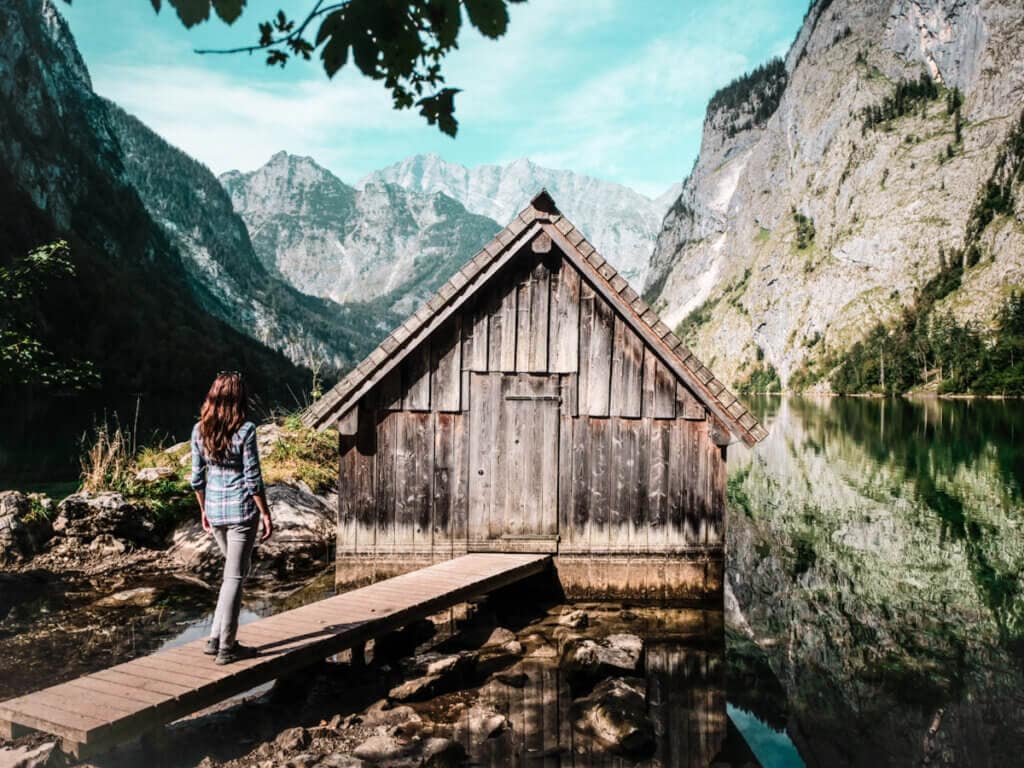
top-left (0, 0), bottom-right (309, 397)
top-left (364, 154), bottom-right (680, 285)
top-left (646, 0), bottom-right (1024, 390)
top-left (103, 106), bottom-right (381, 374)
top-left (221, 153), bottom-right (502, 316)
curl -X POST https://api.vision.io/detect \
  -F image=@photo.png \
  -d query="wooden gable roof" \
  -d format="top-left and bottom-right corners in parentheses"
top-left (302, 191), bottom-right (768, 446)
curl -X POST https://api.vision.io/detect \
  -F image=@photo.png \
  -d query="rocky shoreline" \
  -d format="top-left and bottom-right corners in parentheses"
top-left (1, 591), bottom-right (732, 768)
top-left (0, 426), bottom-right (744, 767)
top-left (0, 494), bottom-right (737, 768)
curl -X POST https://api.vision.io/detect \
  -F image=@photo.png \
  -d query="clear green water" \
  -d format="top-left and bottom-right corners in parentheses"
top-left (727, 395), bottom-right (1024, 766)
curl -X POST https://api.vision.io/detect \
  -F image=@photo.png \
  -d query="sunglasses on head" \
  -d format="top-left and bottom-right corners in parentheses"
top-left (217, 370), bottom-right (242, 377)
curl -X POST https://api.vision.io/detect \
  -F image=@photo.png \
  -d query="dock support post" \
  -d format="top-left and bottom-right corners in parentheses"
top-left (0, 719), bottom-right (33, 739)
top-left (351, 641), bottom-right (366, 669)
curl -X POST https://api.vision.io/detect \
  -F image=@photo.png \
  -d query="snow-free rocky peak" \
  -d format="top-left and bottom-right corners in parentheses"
top-left (363, 153), bottom-right (680, 284)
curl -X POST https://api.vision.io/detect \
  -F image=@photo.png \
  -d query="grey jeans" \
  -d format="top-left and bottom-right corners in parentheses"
top-left (210, 519), bottom-right (258, 648)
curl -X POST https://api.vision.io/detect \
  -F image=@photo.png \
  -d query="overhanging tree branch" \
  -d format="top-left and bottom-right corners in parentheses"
top-left (125, 0), bottom-right (528, 136)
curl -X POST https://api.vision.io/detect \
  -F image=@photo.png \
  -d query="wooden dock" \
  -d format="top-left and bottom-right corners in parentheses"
top-left (0, 553), bottom-right (550, 758)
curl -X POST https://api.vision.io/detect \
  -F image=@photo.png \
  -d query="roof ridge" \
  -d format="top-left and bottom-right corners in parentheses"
top-left (303, 193), bottom-right (767, 446)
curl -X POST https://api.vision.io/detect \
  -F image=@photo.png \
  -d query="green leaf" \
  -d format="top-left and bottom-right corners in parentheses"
top-left (351, 31), bottom-right (381, 77)
top-left (319, 22), bottom-right (350, 78)
top-left (211, 0), bottom-right (245, 24)
top-left (167, 0), bottom-right (212, 28)
top-left (464, 0), bottom-right (509, 38)
top-left (417, 88), bottom-right (460, 137)
top-left (426, 0), bottom-right (462, 48)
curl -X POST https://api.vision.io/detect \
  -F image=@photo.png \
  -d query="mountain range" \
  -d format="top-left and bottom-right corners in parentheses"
top-left (219, 154), bottom-right (500, 317)
top-left (362, 154), bottom-right (679, 285)
top-left (217, 152), bottom-right (676, 320)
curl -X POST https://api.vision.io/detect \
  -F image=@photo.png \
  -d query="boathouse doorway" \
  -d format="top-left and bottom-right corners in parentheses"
top-left (468, 372), bottom-right (560, 553)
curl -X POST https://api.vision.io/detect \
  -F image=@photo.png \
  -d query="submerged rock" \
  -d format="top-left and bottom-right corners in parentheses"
top-left (93, 586), bottom-right (161, 609)
top-left (562, 633), bottom-right (644, 689)
top-left (558, 609), bottom-right (590, 629)
top-left (571, 677), bottom-right (655, 758)
top-left (389, 653), bottom-right (475, 703)
top-left (482, 627), bottom-right (516, 647)
top-left (421, 737), bottom-right (467, 768)
top-left (388, 674), bottom-right (444, 703)
top-left (0, 739), bottom-right (61, 768)
top-left (455, 703), bottom-right (508, 745)
top-left (352, 733), bottom-right (402, 763)
top-left (351, 732), bottom-right (431, 765)
top-left (361, 702), bottom-right (422, 730)
top-left (311, 756), bottom-right (365, 768)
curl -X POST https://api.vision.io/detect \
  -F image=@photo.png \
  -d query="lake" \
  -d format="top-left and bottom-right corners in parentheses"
top-left (728, 395), bottom-right (1024, 766)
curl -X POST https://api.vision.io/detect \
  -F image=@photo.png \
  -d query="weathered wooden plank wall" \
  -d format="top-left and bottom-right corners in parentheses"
top-left (337, 246), bottom-right (727, 572)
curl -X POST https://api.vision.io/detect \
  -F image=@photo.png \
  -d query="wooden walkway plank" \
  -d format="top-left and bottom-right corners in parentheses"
top-left (91, 669), bottom-right (192, 698)
top-left (0, 553), bottom-right (551, 757)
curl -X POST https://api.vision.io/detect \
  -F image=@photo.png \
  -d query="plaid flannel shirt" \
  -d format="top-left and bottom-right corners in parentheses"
top-left (190, 421), bottom-right (265, 526)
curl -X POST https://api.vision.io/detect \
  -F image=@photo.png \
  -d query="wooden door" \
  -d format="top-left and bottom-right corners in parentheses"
top-left (468, 373), bottom-right (560, 552)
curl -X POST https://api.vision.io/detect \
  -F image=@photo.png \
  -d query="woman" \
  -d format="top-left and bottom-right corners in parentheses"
top-left (190, 371), bottom-right (273, 665)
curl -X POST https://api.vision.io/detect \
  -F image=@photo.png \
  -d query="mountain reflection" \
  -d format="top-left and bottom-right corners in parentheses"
top-left (727, 395), bottom-right (1024, 766)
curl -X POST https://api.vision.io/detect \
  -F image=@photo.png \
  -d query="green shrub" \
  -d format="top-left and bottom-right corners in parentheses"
top-left (793, 210), bottom-right (815, 249)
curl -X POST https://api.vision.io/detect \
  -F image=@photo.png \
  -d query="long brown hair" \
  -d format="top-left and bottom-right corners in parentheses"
top-left (199, 372), bottom-right (249, 463)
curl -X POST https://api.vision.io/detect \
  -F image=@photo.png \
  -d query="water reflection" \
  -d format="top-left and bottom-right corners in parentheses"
top-left (444, 605), bottom-right (778, 767)
top-left (8, 395), bottom-right (1022, 765)
top-left (728, 395), bottom-right (1024, 766)
top-left (463, 645), bottom-right (728, 767)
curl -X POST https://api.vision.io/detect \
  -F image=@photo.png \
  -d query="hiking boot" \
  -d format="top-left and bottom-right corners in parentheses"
top-left (215, 642), bottom-right (258, 665)
top-left (203, 637), bottom-right (219, 656)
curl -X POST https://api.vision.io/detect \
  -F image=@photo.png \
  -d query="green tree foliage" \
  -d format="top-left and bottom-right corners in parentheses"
top-left (945, 86), bottom-right (963, 115)
top-left (674, 296), bottom-right (719, 345)
top-left (830, 274), bottom-right (1024, 396)
top-left (128, 0), bottom-right (527, 137)
top-left (707, 57), bottom-right (788, 137)
top-left (792, 209), bottom-right (815, 249)
top-left (737, 361), bottom-right (781, 394)
top-left (0, 242), bottom-right (98, 389)
top-left (965, 110), bottom-right (1024, 243)
top-left (861, 73), bottom-right (940, 133)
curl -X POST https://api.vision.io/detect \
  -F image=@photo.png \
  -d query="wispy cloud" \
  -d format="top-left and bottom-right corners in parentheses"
top-left (73, 0), bottom-right (808, 191)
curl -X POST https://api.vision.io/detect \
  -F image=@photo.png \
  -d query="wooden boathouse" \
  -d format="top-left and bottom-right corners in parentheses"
top-left (303, 192), bottom-right (767, 601)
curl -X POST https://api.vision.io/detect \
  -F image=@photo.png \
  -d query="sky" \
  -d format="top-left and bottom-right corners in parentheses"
top-left (60, 0), bottom-right (808, 198)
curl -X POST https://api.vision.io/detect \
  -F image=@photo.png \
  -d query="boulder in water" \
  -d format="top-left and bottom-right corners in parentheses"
top-left (558, 609), bottom-right (590, 629)
top-left (562, 633), bottom-right (644, 689)
top-left (570, 677), bottom-right (655, 758)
